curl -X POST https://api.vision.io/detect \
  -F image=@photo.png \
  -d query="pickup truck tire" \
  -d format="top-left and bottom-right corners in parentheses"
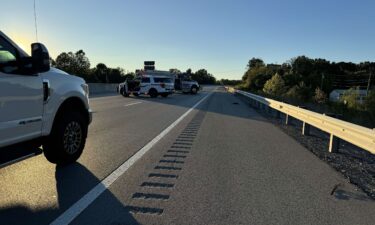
top-left (161, 93), bottom-right (169, 98)
top-left (149, 89), bottom-right (158, 98)
top-left (121, 89), bottom-right (129, 97)
top-left (43, 111), bottom-right (88, 165)
top-left (133, 93), bottom-right (139, 97)
top-left (191, 86), bottom-right (198, 94)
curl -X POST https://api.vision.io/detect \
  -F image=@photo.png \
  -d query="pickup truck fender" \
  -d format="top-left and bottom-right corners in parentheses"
top-left (40, 70), bottom-right (89, 136)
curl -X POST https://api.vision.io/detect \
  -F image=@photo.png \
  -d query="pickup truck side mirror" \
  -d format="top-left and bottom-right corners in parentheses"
top-left (31, 43), bottom-right (50, 73)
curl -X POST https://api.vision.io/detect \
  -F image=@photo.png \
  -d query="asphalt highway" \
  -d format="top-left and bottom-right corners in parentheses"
top-left (1, 86), bottom-right (374, 225)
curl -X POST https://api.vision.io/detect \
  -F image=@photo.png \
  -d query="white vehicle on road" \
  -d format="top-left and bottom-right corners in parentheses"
top-left (174, 74), bottom-right (200, 94)
top-left (119, 75), bottom-right (174, 98)
top-left (0, 31), bottom-right (92, 164)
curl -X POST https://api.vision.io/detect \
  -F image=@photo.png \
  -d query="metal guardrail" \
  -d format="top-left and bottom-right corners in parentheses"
top-left (230, 88), bottom-right (375, 154)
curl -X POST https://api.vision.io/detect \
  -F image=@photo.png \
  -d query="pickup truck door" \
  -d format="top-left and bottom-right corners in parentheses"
top-left (0, 36), bottom-right (44, 147)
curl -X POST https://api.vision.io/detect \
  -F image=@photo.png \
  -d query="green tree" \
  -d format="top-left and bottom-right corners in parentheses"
top-left (247, 58), bottom-right (265, 69)
top-left (191, 69), bottom-right (216, 84)
top-left (291, 56), bottom-right (314, 76)
top-left (107, 67), bottom-right (127, 83)
top-left (285, 81), bottom-right (311, 101)
top-left (54, 50), bottom-right (90, 80)
top-left (263, 73), bottom-right (286, 97)
top-left (74, 50), bottom-right (91, 78)
top-left (243, 58), bottom-right (265, 82)
top-left (92, 63), bottom-right (109, 83)
top-left (244, 66), bottom-right (273, 91)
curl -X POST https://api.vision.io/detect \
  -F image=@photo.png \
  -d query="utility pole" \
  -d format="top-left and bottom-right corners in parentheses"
top-left (367, 68), bottom-right (373, 95)
top-left (320, 73), bottom-right (325, 90)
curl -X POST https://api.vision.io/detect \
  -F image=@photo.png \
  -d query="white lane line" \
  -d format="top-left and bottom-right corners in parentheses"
top-left (50, 91), bottom-right (214, 225)
top-left (124, 101), bottom-right (143, 107)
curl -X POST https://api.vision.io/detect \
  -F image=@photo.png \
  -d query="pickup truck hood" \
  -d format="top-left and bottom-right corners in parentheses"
top-left (43, 67), bottom-right (86, 84)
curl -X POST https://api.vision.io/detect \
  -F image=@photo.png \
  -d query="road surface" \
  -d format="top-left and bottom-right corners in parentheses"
top-left (0, 86), bottom-right (374, 225)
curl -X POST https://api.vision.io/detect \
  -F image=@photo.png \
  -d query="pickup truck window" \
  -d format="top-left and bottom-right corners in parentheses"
top-left (154, 78), bottom-right (172, 83)
top-left (0, 37), bottom-right (18, 74)
top-left (141, 77), bottom-right (150, 83)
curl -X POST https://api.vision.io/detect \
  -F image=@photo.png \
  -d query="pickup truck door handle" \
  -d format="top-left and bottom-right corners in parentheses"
top-left (43, 79), bottom-right (51, 103)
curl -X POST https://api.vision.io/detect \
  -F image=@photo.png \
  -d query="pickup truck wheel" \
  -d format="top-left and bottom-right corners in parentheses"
top-left (133, 93), bottom-right (139, 97)
top-left (121, 89), bottom-right (129, 97)
top-left (43, 111), bottom-right (88, 165)
top-left (149, 89), bottom-right (158, 98)
top-left (191, 86), bottom-right (198, 94)
top-left (161, 93), bottom-right (169, 98)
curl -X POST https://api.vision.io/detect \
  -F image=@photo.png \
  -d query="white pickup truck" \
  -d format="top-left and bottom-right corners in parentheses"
top-left (0, 31), bottom-right (92, 164)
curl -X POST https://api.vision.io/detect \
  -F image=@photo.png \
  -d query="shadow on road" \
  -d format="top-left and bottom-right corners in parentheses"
top-left (0, 143), bottom-right (42, 168)
top-left (0, 162), bottom-right (140, 225)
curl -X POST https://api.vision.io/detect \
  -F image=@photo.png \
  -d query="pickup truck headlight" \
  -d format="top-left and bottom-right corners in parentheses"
top-left (81, 84), bottom-right (89, 98)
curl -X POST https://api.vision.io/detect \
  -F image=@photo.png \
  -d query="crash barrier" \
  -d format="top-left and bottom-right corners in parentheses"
top-left (88, 83), bottom-right (119, 95)
top-left (229, 88), bottom-right (375, 154)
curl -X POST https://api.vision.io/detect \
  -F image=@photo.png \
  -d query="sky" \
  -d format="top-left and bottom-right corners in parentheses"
top-left (1, 0), bottom-right (375, 79)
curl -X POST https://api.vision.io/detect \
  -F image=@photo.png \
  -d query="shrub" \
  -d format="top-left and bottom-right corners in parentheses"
top-left (284, 81), bottom-right (311, 102)
top-left (263, 73), bottom-right (286, 97)
top-left (313, 87), bottom-right (327, 104)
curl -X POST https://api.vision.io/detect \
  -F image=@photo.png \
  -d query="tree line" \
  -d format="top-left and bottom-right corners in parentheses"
top-left (51, 50), bottom-right (217, 84)
top-left (238, 56), bottom-right (375, 127)
top-left (241, 56), bottom-right (374, 100)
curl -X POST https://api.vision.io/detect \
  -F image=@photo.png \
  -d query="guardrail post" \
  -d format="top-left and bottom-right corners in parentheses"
top-left (329, 134), bottom-right (340, 153)
top-left (302, 122), bottom-right (311, 136)
top-left (285, 114), bottom-right (290, 125)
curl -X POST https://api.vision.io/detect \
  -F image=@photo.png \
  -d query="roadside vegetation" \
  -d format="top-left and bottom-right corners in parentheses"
top-left (237, 57), bottom-right (375, 127)
top-left (50, 50), bottom-right (217, 84)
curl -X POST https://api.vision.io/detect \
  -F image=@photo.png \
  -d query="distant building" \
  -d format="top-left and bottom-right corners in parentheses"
top-left (329, 89), bottom-right (368, 104)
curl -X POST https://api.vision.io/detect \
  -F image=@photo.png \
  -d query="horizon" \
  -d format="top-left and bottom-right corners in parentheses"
top-left (1, 0), bottom-right (375, 79)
